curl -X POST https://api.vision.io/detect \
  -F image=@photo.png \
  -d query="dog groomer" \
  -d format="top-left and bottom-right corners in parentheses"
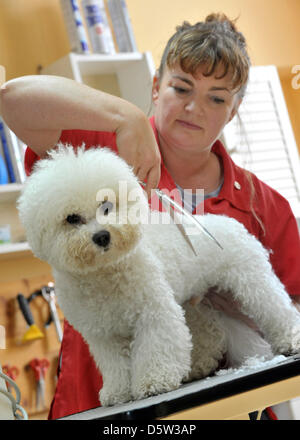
top-left (1, 13), bottom-right (300, 420)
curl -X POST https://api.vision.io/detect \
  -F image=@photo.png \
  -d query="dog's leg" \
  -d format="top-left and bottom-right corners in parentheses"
top-left (219, 244), bottom-right (300, 355)
top-left (131, 288), bottom-right (192, 401)
top-left (183, 302), bottom-right (227, 380)
top-left (218, 312), bottom-right (274, 367)
top-left (89, 335), bottom-right (132, 407)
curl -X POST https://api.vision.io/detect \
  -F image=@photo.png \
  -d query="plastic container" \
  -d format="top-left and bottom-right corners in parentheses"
top-left (82, 0), bottom-right (115, 54)
top-left (60, 0), bottom-right (90, 53)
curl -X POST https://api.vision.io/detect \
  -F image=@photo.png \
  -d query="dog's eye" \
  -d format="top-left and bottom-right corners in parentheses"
top-left (100, 201), bottom-right (114, 216)
top-left (66, 214), bottom-right (83, 225)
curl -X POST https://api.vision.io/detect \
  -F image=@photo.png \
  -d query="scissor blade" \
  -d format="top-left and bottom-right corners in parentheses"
top-left (157, 190), bottom-right (223, 250)
top-left (160, 196), bottom-right (198, 256)
top-left (140, 182), bottom-right (223, 250)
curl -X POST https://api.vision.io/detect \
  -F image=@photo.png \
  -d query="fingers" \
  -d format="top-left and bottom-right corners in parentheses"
top-left (114, 112), bottom-right (161, 198)
top-left (125, 160), bottom-right (160, 199)
top-left (135, 166), bottom-right (147, 183)
top-left (143, 165), bottom-right (161, 199)
top-left (189, 296), bottom-right (201, 306)
top-left (207, 290), bottom-right (241, 313)
top-left (133, 154), bottom-right (161, 199)
top-left (208, 292), bottom-right (229, 312)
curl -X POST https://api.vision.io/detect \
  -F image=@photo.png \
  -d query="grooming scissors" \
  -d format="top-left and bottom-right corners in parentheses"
top-left (141, 183), bottom-right (223, 255)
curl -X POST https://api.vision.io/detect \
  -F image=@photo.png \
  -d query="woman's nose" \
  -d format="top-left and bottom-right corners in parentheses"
top-left (184, 99), bottom-right (203, 114)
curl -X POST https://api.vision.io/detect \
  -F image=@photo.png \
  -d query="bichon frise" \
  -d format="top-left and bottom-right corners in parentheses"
top-left (18, 145), bottom-right (300, 407)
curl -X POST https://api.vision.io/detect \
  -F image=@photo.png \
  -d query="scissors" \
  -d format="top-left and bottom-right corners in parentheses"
top-left (41, 284), bottom-right (63, 343)
top-left (29, 358), bottom-right (50, 410)
top-left (141, 183), bottom-right (223, 255)
top-left (3, 364), bottom-right (20, 392)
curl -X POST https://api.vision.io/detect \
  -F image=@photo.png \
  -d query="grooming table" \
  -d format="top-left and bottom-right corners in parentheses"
top-left (60, 354), bottom-right (300, 420)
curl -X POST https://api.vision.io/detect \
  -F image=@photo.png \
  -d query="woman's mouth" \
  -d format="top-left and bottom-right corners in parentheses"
top-left (176, 119), bottom-right (203, 130)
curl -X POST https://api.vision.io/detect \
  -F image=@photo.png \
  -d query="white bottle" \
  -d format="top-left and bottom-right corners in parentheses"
top-left (81, 0), bottom-right (115, 54)
top-left (60, 0), bottom-right (90, 54)
top-left (107, 0), bottom-right (137, 52)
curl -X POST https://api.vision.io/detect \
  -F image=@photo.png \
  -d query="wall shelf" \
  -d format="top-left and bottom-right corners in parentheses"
top-left (0, 183), bottom-right (23, 203)
top-left (0, 241), bottom-right (31, 260)
top-left (41, 51), bottom-right (156, 115)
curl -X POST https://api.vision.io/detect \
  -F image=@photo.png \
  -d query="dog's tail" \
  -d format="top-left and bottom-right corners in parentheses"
top-left (218, 312), bottom-right (274, 368)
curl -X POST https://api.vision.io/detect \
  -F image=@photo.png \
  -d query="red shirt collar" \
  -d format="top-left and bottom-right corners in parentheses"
top-left (149, 115), bottom-right (252, 213)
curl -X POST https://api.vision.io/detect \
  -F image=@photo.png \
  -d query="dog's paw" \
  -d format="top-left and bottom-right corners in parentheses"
top-left (132, 372), bottom-right (182, 401)
top-left (184, 356), bottom-right (220, 382)
top-left (99, 385), bottom-right (131, 407)
top-left (271, 324), bottom-right (300, 356)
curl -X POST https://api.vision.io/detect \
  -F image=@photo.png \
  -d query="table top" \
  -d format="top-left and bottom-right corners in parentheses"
top-left (60, 354), bottom-right (300, 420)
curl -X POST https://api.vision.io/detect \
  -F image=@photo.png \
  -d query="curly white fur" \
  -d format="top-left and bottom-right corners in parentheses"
top-left (17, 145), bottom-right (300, 407)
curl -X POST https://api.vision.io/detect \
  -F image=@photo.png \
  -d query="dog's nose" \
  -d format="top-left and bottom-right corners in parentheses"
top-left (92, 230), bottom-right (110, 248)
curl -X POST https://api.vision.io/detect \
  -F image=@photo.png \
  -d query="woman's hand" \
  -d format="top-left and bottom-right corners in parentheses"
top-left (116, 110), bottom-right (161, 199)
top-left (190, 287), bottom-right (259, 331)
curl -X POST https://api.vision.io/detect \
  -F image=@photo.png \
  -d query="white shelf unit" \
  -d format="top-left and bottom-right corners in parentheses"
top-left (0, 183), bottom-right (31, 259)
top-left (41, 52), bottom-right (156, 115)
top-left (0, 183), bottom-right (23, 202)
top-left (0, 242), bottom-right (31, 260)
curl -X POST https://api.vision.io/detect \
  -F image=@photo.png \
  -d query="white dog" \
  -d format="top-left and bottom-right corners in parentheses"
top-left (18, 146), bottom-right (300, 407)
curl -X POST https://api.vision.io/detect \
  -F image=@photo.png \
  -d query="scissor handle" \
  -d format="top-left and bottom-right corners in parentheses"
top-left (29, 358), bottom-right (49, 381)
top-left (29, 358), bottom-right (42, 381)
top-left (39, 359), bottom-right (50, 378)
top-left (3, 364), bottom-right (19, 380)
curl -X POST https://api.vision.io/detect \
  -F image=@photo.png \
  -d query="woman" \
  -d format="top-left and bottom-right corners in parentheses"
top-left (1, 13), bottom-right (299, 419)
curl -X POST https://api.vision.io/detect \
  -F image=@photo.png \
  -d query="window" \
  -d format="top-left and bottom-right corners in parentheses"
top-left (222, 66), bottom-right (300, 219)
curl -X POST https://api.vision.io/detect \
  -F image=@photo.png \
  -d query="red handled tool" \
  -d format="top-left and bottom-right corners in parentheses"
top-left (3, 364), bottom-right (19, 392)
top-left (29, 358), bottom-right (50, 411)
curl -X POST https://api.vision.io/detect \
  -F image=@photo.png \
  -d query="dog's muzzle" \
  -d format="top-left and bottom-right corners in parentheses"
top-left (92, 230), bottom-right (110, 249)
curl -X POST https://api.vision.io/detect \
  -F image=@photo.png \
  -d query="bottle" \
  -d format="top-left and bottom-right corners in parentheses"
top-left (60, 0), bottom-right (90, 54)
top-left (81, 0), bottom-right (116, 54)
top-left (107, 0), bottom-right (137, 52)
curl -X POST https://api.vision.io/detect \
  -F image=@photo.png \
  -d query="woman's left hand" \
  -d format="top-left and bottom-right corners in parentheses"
top-left (190, 287), bottom-right (259, 331)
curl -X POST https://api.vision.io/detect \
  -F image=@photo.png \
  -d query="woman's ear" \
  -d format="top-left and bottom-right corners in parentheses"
top-left (152, 73), bottom-right (160, 103)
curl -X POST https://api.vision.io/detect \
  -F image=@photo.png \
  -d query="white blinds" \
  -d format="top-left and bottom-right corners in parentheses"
top-left (222, 65), bottom-right (300, 218)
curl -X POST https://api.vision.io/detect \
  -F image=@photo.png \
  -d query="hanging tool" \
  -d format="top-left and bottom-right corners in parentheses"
top-left (2, 364), bottom-right (19, 392)
top-left (17, 285), bottom-right (62, 343)
top-left (29, 358), bottom-right (50, 411)
top-left (16, 293), bottom-right (44, 342)
top-left (141, 182), bottom-right (224, 255)
top-left (41, 284), bottom-right (63, 343)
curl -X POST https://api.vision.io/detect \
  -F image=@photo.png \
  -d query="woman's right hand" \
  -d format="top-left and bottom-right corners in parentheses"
top-left (116, 110), bottom-right (161, 199)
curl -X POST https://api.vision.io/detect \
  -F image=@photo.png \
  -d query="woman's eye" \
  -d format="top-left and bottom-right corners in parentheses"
top-left (66, 214), bottom-right (84, 225)
top-left (211, 96), bottom-right (225, 104)
top-left (173, 86), bottom-right (190, 94)
top-left (100, 201), bottom-right (114, 216)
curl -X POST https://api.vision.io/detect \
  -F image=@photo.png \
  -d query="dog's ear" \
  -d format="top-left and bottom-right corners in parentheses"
top-left (17, 190), bottom-right (50, 262)
top-left (26, 225), bottom-right (51, 262)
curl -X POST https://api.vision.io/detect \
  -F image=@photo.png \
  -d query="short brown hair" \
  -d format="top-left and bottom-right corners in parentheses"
top-left (158, 13), bottom-right (251, 97)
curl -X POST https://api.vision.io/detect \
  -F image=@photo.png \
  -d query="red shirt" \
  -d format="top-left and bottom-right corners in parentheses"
top-left (24, 116), bottom-right (300, 419)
